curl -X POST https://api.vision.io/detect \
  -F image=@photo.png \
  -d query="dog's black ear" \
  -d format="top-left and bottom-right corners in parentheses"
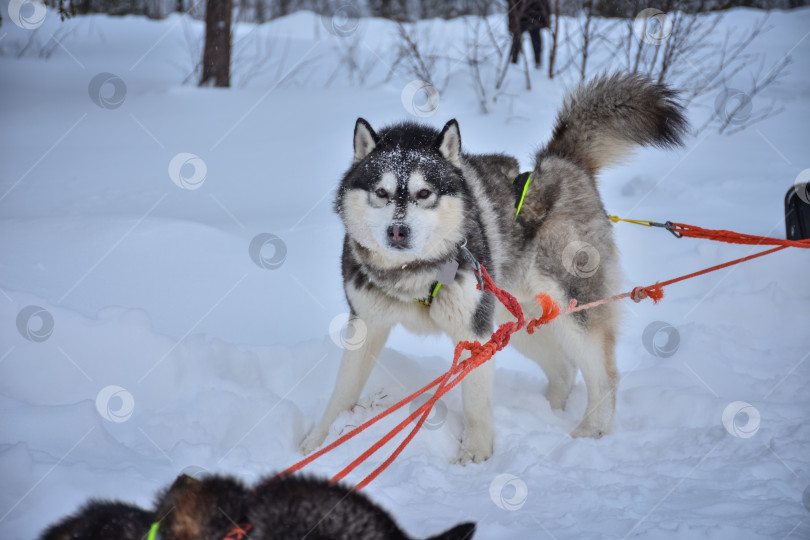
top-left (435, 119), bottom-right (461, 167)
top-left (426, 521), bottom-right (476, 540)
top-left (354, 118), bottom-right (378, 163)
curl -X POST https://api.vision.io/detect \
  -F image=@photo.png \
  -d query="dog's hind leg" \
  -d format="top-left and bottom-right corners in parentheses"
top-left (300, 321), bottom-right (390, 455)
top-left (553, 315), bottom-right (619, 439)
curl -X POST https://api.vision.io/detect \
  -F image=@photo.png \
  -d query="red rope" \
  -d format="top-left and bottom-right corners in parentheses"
top-left (273, 266), bottom-right (523, 489)
top-left (669, 222), bottom-right (810, 248)
top-left (341, 266), bottom-right (524, 489)
top-left (269, 222), bottom-right (808, 492)
top-left (623, 222), bottom-right (810, 304)
top-left (222, 524), bottom-right (252, 540)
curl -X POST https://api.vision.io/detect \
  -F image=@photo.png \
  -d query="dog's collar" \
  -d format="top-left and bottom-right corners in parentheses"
top-left (147, 522), bottom-right (161, 540)
top-left (513, 171), bottom-right (533, 219)
top-left (413, 240), bottom-right (483, 307)
top-left (414, 281), bottom-right (442, 307)
top-left (147, 521), bottom-right (253, 540)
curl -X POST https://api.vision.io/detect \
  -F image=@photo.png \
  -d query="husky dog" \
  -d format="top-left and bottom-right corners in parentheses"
top-left (39, 474), bottom-right (473, 540)
top-left (301, 73), bottom-right (687, 463)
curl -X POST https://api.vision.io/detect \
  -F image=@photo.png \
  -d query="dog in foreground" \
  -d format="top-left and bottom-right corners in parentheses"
top-left (301, 73), bottom-right (688, 463)
top-left (39, 473), bottom-right (475, 540)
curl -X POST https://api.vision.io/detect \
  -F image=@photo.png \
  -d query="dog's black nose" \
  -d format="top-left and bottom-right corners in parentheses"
top-left (387, 223), bottom-right (410, 248)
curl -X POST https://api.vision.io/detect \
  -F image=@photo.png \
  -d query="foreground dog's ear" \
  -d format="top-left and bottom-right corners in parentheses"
top-left (436, 119), bottom-right (461, 167)
top-left (354, 118), bottom-right (378, 163)
top-left (155, 474), bottom-right (248, 538)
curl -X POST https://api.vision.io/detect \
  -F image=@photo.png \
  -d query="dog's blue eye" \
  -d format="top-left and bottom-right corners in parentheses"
top-left (375, 188), bottom-right (388, 198)
top-left (416, 189), bottom-right (431, 200)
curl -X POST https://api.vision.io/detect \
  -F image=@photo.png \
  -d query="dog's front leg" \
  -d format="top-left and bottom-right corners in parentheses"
top-left (456, 356), bottom-right (494, 464)
top-left (429, 274), bottom-right (495, 464)
top-left (300, 320), bottom-right (390, 455)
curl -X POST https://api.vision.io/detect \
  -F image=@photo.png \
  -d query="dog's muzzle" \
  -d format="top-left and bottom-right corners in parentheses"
top-left (386, 223), bottom-right (411, 250)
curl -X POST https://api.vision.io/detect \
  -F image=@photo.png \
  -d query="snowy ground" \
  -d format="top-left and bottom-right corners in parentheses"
top-left (1, 5), bottom-right (809, 540)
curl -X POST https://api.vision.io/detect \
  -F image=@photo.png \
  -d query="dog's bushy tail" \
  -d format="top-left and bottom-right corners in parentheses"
top-left (542, 73), bottom-right (688, 175)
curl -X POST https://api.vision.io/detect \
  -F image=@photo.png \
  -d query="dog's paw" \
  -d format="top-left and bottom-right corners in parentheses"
top-left (299, 429), bottom-right (327, 455)
top-left (453, 437), bottom-right (493, 465)
top-left (453, 445), bottom-right (492, 465)
top-left (570, 423), bottom-right (608, 439)
top-left (545, 388), bottom-right (569, 411)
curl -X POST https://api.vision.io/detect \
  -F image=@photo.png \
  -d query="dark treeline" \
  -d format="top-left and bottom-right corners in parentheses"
top-left (43, 0), bottom-right (810, 23)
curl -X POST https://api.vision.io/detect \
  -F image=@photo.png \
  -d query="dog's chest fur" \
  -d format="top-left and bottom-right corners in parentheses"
top-left (348, 241), bottom-right (442, 301)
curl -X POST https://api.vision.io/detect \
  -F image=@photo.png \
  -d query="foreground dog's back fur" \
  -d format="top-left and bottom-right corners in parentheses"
top-left (250, 476), bottom-right (475, 540)
top-left (302, 72), bottom-right (687, 461)
top-left (39, 501), bottom-right (153, 540)
top-left (39, 474), bottom-right (474, 540)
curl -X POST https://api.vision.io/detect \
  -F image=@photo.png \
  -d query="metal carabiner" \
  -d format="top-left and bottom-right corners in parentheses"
top-left (457, 238), bottom-right (485, 290)
top-left (664, 221), bottom-right (683, 239)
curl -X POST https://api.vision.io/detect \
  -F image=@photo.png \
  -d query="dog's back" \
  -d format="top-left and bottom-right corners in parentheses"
top-left (249, 475), bottom-right (475, 540)
top-left (511, 72), bottom-right (687, 309)
top-left (38, 500), bottom-right (153, 540)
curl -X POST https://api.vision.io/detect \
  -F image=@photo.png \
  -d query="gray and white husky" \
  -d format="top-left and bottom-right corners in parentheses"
top-left (301, 73), bottom-right (687, 464)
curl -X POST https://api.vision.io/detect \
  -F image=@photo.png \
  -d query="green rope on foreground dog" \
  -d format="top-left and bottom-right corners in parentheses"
top-left (147, 522), bottom-right (160, 540)
top-left (514, 172), bottom-right (533, 219)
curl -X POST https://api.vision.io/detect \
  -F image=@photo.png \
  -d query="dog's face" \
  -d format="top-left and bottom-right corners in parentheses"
top-left (336, 118), bottom-right (467, 264)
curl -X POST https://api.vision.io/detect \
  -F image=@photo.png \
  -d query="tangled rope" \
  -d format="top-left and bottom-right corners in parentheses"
top-left (276, 265), bottom-right (524, 490)
top-left (271, 219), bottom-right (808, 491)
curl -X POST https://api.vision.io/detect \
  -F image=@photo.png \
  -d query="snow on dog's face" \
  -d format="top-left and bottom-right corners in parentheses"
top-left (335, 118), bottom-right (466, 265)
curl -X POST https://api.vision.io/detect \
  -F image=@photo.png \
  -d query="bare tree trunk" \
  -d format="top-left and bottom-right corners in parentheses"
top-left (200, 0), bottom-right (233, 87)
top-left (255, 0), bottom-right (265, 23)
top-left (548, 0), bottom-right (559, 79)
top-left (495, 49), bottom-right (511, 90)
top-left (521, 40), bottom-right (532, 90)
top-left (277, 0), bottom-right (291, 16)
top-left (579, 1), bottom-right (594, 82)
